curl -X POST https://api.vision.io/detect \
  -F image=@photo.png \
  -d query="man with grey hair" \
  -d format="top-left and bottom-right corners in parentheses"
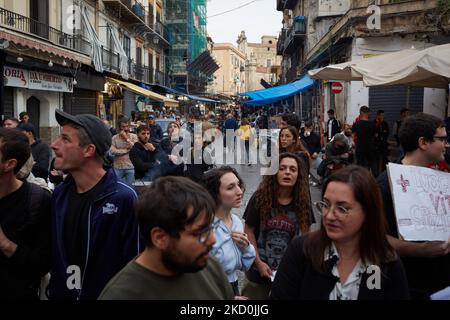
top-left (48, 110), bottom-right (142, 300)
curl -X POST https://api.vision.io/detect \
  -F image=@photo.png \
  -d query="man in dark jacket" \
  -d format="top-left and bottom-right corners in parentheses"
top-left (130, 125), bottom-right (162, 181)
top-left (19, 123), bottom-right (51, 180)
top-left (300, 121), bottom-right (321, 161)
top-left (374, 110), bottom-right (390, 174)
top-left (147, 115), bottom-right (163, 145)
top-left (325, 109), bottom-right (341, 142)
top-left (0, 128), bottom-right (51, 299)
top-left (48, 110), bottom-right (141, 300)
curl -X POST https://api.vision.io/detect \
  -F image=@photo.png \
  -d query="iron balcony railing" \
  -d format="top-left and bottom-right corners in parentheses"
top-left (102, 45), bottom-right (169, 85)
top-left (284, 19), bottom-right (306, 54)
top-left (0, 7), bottom-right (91, 56)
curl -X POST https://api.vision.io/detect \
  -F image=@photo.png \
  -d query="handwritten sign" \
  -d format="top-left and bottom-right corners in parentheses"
top-left (387, 163), bottom-right (450, 241)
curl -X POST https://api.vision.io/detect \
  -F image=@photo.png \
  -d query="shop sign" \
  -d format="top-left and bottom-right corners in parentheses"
top-left (4, 66), bottom-right (73, 93)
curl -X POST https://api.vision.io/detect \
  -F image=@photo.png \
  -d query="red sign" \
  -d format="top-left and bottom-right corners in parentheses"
top-left (331, 82), bottom-right (343, 94)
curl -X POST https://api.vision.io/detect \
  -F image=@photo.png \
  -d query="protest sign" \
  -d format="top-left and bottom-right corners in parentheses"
top-left (387, 163), bottom-right (450, 241)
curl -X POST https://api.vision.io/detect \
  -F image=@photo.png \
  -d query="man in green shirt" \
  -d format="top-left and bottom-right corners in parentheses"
top-left (99, 176), bottom-right (234, 300)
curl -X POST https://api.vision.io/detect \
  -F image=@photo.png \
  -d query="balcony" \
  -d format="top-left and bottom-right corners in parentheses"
top-left (155, 70), bottom-right (169, 86)
top-left (102, 46), bottom-right (165, 84)
top-left (277, 28), bottom-right (288, 55)
top-left (103, 0), bottom-right (169, 44)
top-left (0, 7), bottom-right (91, 56)
top-left (284, 17), bottom-right (306, 54)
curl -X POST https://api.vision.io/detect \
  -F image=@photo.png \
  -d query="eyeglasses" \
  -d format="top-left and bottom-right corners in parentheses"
top-left (194, 223), bottom-right (215, 244)
top-left (433, 136), bottom-right (449, 143)
top-left (315, 200), bottom-right (351, 217)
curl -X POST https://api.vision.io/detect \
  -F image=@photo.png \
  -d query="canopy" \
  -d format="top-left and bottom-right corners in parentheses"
top-left (106, 78), bottom-right (179, 107)
top-left (146, 84), bottom-right (219, 103)
top-left (240, 75), bottom-right (315, 106)
top-left (308, 44), bottom-right (450, 88)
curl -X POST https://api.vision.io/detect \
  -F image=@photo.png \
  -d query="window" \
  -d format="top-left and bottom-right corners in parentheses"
top-left (123, 35), bottom-right (131, 58)
top-left (136, 47), bottom-right (142, 66)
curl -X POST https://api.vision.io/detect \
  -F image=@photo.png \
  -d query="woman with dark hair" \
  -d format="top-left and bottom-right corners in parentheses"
top-left (202, 167), bottom-right (256, 296)
top-left (242, 152), bottom-right (313, 299)
top-left (271, 165), bottom-right (410, 300)
top-left (279, 125), bottom-right (311, 173)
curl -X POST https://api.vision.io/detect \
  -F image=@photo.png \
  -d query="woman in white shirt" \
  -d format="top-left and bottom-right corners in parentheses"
top-left (202, 167), bottom-right (256, 296)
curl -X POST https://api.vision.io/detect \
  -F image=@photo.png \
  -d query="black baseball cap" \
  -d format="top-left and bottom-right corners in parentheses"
top-left (55, 109), bottom-right (112, 157)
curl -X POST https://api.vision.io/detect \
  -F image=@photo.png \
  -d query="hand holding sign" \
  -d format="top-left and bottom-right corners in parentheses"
top-left (387, 163), bottom-right (450, 241)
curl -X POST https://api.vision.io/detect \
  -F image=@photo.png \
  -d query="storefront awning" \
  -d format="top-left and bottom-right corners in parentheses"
top-left (240, 75), bottom-right (315, 106)
top-left (148, 84), bottom-right (218, 103)
top-left (107, 78), bottom-right (179, 107)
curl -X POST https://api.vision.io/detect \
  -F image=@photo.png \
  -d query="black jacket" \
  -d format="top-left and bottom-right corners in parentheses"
top-left (326, 118), bottom-right (341, 142)
top-left (129, 142), bottom-right (160, 179)
top-left (149, 124), bottom-right (163, 144)
top-left (31, 139), bottom-right (51, 180)
top-left (270, 236), bottom-right (410, 300)
top-left (300, 130), bottom-right (321, 155)
top-left (0, 182), bottom-right (51, 299)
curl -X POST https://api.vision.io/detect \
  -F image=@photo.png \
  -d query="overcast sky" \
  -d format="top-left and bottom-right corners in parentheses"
top-left (207, 0), bottom-right (282, 44)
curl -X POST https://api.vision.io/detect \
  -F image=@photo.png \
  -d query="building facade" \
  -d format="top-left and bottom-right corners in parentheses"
top-left (276, 0), bottom-right (450, 134)
top-left (237, 31), bottom-right (282, 92)
top-left (210, 43), bottom-right (246, 96)
top-left (165, 0), bottom-right (218, 95)
top-left (0, 0), bottom-right (177, 143)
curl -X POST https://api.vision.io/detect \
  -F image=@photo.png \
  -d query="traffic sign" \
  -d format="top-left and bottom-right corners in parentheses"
top-left (331, 82), bottom-right (343, 94)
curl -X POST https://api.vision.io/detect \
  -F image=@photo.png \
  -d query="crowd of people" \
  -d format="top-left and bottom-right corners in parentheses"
top-left (0, 106), bottom-right (449, 301)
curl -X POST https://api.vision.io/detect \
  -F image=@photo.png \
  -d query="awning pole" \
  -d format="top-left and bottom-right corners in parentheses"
top-left (406, 85), bottom-right (411, 109)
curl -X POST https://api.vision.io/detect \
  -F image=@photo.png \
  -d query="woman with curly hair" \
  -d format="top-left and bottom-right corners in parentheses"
top-left (242, 152), bottom-right (314, 299)
top-left (279, 125), bottom-right (311, 173)
top-left (202, 167), bottom-right (256, 296)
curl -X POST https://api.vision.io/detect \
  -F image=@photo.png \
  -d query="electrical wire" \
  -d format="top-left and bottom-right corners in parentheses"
top-left (207, 0), bottom-right (264, 19)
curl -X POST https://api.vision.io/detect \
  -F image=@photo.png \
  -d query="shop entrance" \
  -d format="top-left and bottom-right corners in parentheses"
top-left (27, 96), bottom-right (40, 131)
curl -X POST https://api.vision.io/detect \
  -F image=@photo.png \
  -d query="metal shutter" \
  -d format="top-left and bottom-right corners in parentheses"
top-left (369, 85), bottom-right (424, 138)
top-left (63, 89), bottom-right (97, 115)
top-left (3, 86), bottom-right (14, 118)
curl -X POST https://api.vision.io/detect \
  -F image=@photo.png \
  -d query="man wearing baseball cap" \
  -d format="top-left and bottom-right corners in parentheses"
top-left (47, 109), bottom-right (142, 300)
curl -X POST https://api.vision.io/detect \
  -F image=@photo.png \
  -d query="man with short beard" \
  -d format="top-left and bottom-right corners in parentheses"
top-left (129, 125), bottom-right (162, 181)
top-left (98, 176), bottom-right (234, 300)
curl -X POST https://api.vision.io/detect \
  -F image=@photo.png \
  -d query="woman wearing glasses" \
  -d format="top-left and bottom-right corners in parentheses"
top-left (202, 167), bottom-right (256, 296)
top-left (242, 152), bottom-right (313, 299)
top-left (270, 165), bottom-right (410, 300)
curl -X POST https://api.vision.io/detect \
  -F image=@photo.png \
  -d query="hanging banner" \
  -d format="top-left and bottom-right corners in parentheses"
top-left (4, 66), bottom-right (73, 93)
top-left (387, 163), bottom-right (450, 241)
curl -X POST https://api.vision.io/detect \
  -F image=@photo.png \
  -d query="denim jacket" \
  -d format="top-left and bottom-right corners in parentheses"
top-left (211, 214), bottom-right (256, 283)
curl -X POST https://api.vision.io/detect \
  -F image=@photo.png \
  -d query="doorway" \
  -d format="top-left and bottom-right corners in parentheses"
top-left (27, 96), bottom-right (40, 136)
